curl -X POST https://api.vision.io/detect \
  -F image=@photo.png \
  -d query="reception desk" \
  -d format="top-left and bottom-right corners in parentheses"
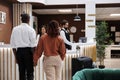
top-left (71, 43), bottom-right (96, 62)
top-left (0, 43), bottom-right (96, 80)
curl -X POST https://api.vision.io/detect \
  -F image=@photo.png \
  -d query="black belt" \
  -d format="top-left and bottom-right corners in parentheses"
top-left (17, 47), bottom-right (32, 49)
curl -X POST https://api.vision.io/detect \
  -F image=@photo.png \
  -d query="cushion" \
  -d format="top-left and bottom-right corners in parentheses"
top-left (72, 70), bottom-right (86, 80)
top-left (72, 68), bottom-right (120, 80)
top-left (102, 69), bottom-right (120, 80)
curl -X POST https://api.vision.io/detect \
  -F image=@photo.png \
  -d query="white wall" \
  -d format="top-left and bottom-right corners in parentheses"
top-left (17, 0), bottom-right (120, 5)
top-left (45, 0), bottom-right (120, 5)
top-left (85, 1), bottom-right (96, 43)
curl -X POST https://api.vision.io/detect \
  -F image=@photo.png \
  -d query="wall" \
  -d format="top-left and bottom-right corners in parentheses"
top-left (97, 20), bottom-right (120, 44)
top-left (37, 14), bottom-right (85, 42)
top-left (0, 2), bottom-right (13, 44)
top-left (106, 20), bottom-right (120, 44)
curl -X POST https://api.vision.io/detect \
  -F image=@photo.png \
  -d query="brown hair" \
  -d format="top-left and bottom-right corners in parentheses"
top-left (47, 20), bottom-right (59, 37)
top-left (61, 19), bottom-right (68, 26)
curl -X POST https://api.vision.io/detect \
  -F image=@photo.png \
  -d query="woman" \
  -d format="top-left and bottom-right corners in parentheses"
top-left (41, 25), bottom-right (47, 35)
top-left (33, 20), bottom-right (66, 80)
top-left (37, 25), bottom-right (47, 43)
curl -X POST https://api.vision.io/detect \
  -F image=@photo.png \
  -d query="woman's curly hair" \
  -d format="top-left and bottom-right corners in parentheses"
top-left (47, 20), bottom-right (60, 37)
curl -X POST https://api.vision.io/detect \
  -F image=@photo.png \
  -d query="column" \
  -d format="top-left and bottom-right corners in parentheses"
top-left (13, 3), bottom-right (32, 27)
top-left (85, 1), bottom-right (96, 42)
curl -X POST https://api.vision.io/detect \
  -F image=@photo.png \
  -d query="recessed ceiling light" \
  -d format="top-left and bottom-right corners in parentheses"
top-left (110, 14), bottom-right (120, 16)
top-left (58, 9), bottom-right (72, 13)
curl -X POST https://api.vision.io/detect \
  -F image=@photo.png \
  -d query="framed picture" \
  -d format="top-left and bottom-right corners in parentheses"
top-left (115, 32), bottom-right (120, 37)
top-left (111, 26), bottom-right (115, 32)
top-left (0, 11), bottom-right (6, 24)
top-left (115, 37), bottom-right (120, 42)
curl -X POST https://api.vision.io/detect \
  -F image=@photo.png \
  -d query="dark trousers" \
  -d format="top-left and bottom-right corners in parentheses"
top-left (16, 47), bottom-right (34, 80)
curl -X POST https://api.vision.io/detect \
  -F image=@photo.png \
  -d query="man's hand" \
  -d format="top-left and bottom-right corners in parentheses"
top-left (13, 48), bottom-right (18, 64)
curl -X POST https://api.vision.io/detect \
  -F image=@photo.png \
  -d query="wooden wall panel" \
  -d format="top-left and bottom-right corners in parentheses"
top-left (0, 2), bottom-right (13, 43)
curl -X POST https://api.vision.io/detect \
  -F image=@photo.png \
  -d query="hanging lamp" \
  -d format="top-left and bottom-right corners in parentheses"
top-left (74, 4), bottom-right (81, 21)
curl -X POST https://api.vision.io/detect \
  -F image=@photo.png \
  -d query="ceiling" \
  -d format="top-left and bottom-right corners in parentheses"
top-left (96, 7), bottom-right (120, 20)
top-left (33, 7), bottom-right (120, 20)
top-left (33, 7), bottom-right (120, 21)
top-left (32, 3), bottom-right (120, 21)
top-left (5, 0), bottom-right (120, 20)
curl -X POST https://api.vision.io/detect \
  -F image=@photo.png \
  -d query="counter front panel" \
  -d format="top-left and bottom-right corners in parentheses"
top-left (0, 43), bottom-right (96, 80)
top-left (0, 48), bottom-right (81, 80)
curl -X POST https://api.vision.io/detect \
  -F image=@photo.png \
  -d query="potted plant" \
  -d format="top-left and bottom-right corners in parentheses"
top-left (96, 21), bottom-right (112, 68)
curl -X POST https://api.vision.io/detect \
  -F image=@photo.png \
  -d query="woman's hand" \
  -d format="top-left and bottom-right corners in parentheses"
top-left (34, 61), bottom-right (37, 66)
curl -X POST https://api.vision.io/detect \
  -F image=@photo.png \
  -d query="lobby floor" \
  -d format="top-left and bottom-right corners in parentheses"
top-left (96, 58), bottom-right (120, 68)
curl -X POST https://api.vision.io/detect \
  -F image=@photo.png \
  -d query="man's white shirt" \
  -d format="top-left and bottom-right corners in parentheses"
top-left (10, 23), bottom-right (37, 48)
top-left (60, 28), bottom-right (73, 46)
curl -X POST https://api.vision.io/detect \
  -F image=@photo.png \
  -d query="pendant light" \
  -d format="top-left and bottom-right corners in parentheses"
top-left (74, 4), bottom-right (81, 21)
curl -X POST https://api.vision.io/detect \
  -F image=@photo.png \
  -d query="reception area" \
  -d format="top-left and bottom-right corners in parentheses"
top-left (1, 0), bottom-right (120, 80)
top-left (0, 42), bottom-right (96, 80)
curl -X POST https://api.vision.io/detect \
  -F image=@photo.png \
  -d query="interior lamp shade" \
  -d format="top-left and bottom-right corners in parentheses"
top-left (74, 15), bottom-right (81, 21)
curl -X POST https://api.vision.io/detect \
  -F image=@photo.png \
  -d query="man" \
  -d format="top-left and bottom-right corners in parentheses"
top-left (10, 13), bottom-right (36, 80)
top-left (60, 19), bottom-right (73, 50)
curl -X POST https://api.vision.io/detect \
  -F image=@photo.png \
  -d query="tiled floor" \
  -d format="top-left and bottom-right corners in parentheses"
top-left (96, 58), bottom-right (120, 68)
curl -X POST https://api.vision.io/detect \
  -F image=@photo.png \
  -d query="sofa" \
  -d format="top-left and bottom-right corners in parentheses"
top-left (72, 68), bottom-right (120, 80)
